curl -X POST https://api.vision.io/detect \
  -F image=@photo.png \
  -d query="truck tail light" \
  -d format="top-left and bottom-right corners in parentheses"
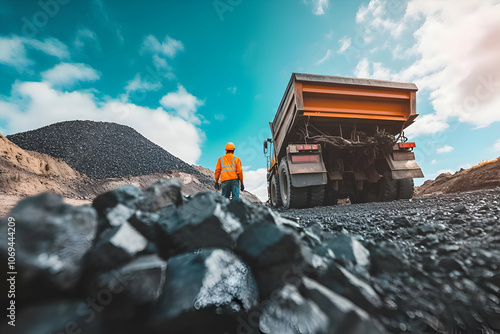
top-left (295, 144), bottom-right (319, 151)
top-left (399, 142), bottom-right (416, 149)
top-left (291, 155), bottom-right (320, 163)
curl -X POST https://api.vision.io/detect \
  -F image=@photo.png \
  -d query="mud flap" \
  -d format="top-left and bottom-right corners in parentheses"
top-left (286, 153), bottom-right (328, 188)
top-left (385, 152), bottom-right (424, 180)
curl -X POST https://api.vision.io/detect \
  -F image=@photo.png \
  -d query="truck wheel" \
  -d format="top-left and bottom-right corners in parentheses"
top-left (323, 188), bottom-right (338, 206)
top-left (379, 175), bottom-right (398, 202)
top-left (309, 185), bottom-right (325, 207)
top-left (349, 194), bottom-right (363, 204)
top-left (270, 174), bottom-right (283, 207)
top-left (278, 158), bottom-right (308, 209)
top-left (397, 178), bottom-right (414, 199)
top-left (362, 182), bottom-right (379, 203)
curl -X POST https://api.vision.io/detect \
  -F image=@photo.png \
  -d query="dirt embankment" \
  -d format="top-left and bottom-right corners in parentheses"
top-left (416, 158), bottom-right (500, 197)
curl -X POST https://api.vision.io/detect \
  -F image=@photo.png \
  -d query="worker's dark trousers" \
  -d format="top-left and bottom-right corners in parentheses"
top-left (221, 179), bottom-right (240, 201)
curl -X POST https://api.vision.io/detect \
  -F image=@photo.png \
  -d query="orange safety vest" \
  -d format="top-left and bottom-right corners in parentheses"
top-left (215, 153), bottom-right (243, 183)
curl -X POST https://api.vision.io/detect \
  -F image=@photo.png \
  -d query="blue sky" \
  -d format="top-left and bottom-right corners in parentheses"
top-left (1, 0), bottom-right (499, 200)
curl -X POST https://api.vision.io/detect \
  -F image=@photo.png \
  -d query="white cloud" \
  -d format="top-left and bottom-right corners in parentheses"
top-left (494, 139), bottom-right (500, 153)
top-left (125, 73), bottom-right (162, 93)
top-left (437, 169), bottom-right (454, 175)
top-left (436, 145), bottom-right (454, 154)
top-left (25, 38), bottom-right (69, 59)
top-left (42, 63), bottom-right (100, 87)
top-left (356, 0), bottom-right (405, 39)
top-left (0, 81), bottom-right (203, 164)
top-left (316, 49), bottom-right (332, 65)
top-left (352, 1), bottom-right (500, 134)
top-left (242, 167), bottom-right (268, 202)
top-left (404, 114), bottom-right (449, 138)
top-left (152, 54), bottom-right (171, 71)
top-left (142, 35), bottom-right (184, 58)
top-left (214, 113), bottom-right (226, 121)
top-left (160, 84), bottom-right (204, 125)
top-left (431, 159), bottom-right (437, 165)
top-left (312, 0), bottom-right (329, 15)
top-left (227, 86), bottom-right (237, 95)
top-left (354, 58), bottom-right (392, 80)
top-left (74, 28), bottom-right (100, 50)
top-left (0, 36), bottom-right (27, 67)
top-left (0, 35), bottom-right (69, 69)
top-left (337, 36), bottom-right (351, 54)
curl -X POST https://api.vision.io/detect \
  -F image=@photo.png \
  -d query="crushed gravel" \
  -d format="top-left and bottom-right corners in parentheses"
top-left (279, 187), bottom-right (500, 332)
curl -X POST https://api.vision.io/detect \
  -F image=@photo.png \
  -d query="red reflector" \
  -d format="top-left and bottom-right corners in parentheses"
top-left (304, 145), bottom-right (312, 150)
top-left (296, 145), bottom-right (303, 150)
top-left (291, 155), bottom-right (320, 163)
top-left (311, 144), bottom-right (318, 150)
top-left (399, 142), bottom-right (416, 149)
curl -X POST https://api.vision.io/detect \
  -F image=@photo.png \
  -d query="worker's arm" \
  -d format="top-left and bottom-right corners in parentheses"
top-left (214, 157), bottom-right (221, 182)
top-left (236, 157), bottom-right (243, 184)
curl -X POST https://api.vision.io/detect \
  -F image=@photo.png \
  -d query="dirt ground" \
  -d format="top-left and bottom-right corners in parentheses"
top-left (0, 194), bottom-right (91, 217)
top-left (415, 158), bottom-right (500, 197)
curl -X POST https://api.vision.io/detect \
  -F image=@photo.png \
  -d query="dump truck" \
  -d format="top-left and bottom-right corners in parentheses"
top-left (263, 73), bottom-right (424, 208)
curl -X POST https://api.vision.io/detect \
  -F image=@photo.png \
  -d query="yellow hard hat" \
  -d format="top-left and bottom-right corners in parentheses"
top-left (225, 142), bottom-right (235, 151)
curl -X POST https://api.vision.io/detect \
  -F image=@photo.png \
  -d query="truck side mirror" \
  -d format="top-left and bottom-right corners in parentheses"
top-left (263, 140), bottom-right (268, 154)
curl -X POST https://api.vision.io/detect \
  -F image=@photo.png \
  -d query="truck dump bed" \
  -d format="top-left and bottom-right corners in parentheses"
top-left (271, 73), bottom-right (418, 159)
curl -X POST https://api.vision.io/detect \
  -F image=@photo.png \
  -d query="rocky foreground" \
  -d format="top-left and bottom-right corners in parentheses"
top-left (1, 181), bottom-right (499, 333)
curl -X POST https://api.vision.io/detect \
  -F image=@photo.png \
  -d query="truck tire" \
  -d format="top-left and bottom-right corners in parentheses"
top-left (379, 176), bottom-right (398, 202)
top-left (278, 158), bottom-right (308, 209)
top-left (270, 174), bottom-right (283, 207)
top-left (362, 182), bottom-right (379, 203)
top-left (349, 194), bottom-right (363, 204)
top-left (309, 185), bottom-right (325, 207)
top-left (397, 178), bottom-right (414, 199)
top-left (323, 188), bottom-right (339, 206)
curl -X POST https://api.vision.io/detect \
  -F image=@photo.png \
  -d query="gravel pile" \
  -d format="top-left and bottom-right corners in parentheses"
top-left (7, 121), bottom-right (203, 179)
top-left (1, 180), bottom-right (499, 333)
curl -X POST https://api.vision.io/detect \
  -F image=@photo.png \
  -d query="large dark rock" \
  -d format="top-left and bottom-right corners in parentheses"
top-left (258, 284), bottom-right (328, 334)
top-left (236, 222), bottom-right (304, 298)
top-left (137, 178), bottom-right (183, 212)
top-left (85, 222), bottom-right (148, 271)
top-left (89, 255), bottom-right (167, 322)
top-left (92, 184), bottom-right (143, 216)
top-left (317, 262), bottom-right (383, 313)
top-left (299, 277), bottom-right (386, 334)
top-left (0, 301), bottom-right (103, 334)
top-left (148, 249), bottom-right (258, 333)
top-left (227, 199), bottom-right (276, 227)
top-left (128, 210), bottom-right (161, 241)
top-left (321, 234), bottom-right (371, 268)
top-left (0, 193), bottom-right (97, 293)
top-left (155, 192), bottom-right (243, 257)
top-left (97, 204), bottom-right (136, 233)
top-left (369, 241), bottom-right (409, 274)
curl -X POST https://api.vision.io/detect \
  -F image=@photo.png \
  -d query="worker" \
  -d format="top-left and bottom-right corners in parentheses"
top-left (214, 142), bottom-right (244, 200)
